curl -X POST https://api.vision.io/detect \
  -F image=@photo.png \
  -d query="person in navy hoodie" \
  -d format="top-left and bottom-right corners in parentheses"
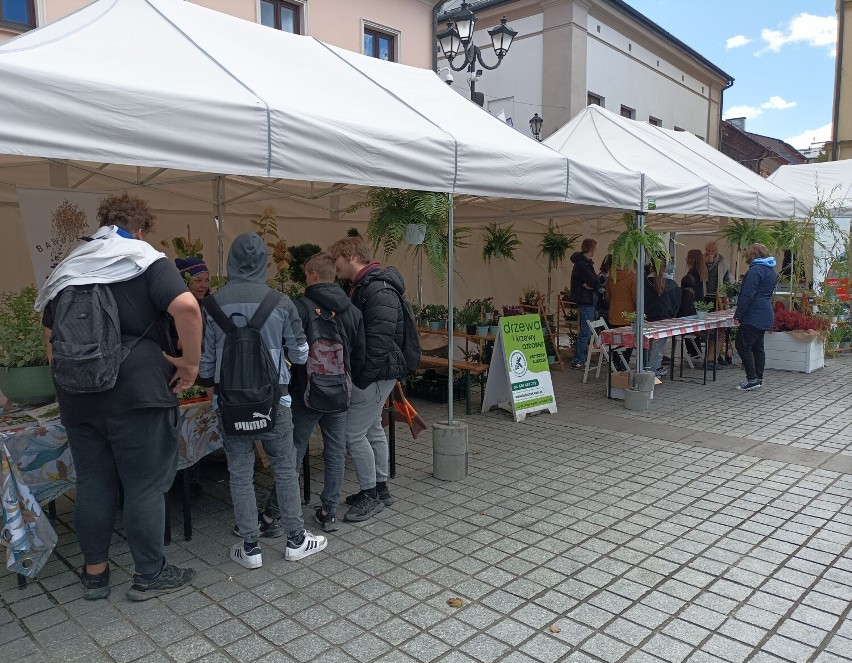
top-left (733, 243), bottom-right (777, 391)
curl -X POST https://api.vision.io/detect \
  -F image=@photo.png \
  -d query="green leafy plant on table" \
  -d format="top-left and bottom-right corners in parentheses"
top-left (0, 285), bottom-right (47, 368)
top-left (694, 301), bottom-right (715, 312)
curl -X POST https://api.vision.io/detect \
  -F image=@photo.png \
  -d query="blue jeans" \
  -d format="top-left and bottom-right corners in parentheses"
top-left (647, 338), bottom-right (667, 372)
top-left (266, 399), bottom-right (347, 517)
top-left (574, 304), bottom-right (595, 364)
top-left (220, 404), bottom-right (304, 541)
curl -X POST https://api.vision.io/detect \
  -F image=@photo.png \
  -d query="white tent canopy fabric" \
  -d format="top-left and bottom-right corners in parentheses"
top-left (543, 105), bottom-right (811, 221)
top-left (0, 0), bottom-right (641, 208)
top-left (768, 161), bottom-right (852, 216)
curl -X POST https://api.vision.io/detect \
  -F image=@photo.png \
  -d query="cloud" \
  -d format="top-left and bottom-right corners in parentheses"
top-left (761, 96), bottom-right (796, 110)
top-left (785, 123), bottom-right (832, 150)
top-left (726, 35), bottom-right (751, 49)
top-left (724, 105), bottom-right (762, 120)
top-left (757, 13), bottom-right (836, 54)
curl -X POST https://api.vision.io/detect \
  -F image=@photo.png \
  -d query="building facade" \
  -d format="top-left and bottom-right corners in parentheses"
top-left (721, 118), bottom-right (807, 177)
top-left (0, 0), bottom-right (438, 68)
top-left (832, 0), bottom-right (852, 160)
top-left (438, 0), bottom-right (732, 147)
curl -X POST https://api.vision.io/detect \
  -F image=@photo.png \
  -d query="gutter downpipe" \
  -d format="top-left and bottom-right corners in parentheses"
top-left (718, 77), bottom-right (734, 149)
top-left (832, 0), bottom-right (845, 161)
top-left (433, 1), bottom-right (445, 72)
top-left (635, 174), bottom-right (646, 373)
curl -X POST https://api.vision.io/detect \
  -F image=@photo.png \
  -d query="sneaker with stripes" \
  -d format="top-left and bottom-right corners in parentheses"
top-left (230, 541), bottom-right (262, 569)
top-left (285, 530), bottom-right (327, 561)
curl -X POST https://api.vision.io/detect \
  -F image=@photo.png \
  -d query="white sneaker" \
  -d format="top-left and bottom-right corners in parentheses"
top-left (285, 530), bottom-right (327, 561)
top-left (230, 541), bottom-right (262, 569)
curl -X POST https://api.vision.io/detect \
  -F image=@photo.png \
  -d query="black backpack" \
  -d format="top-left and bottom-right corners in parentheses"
top-left (362, 281), bottom-right (422, 373)
top-left (298, 295), bottom-right (352, 413)
top-left (50, 284), bottom-right (152, 394)
top-left (203, 290), bottom-right (283, 436)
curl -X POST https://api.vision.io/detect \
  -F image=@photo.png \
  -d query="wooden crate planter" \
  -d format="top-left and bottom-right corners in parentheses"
top-left (764, 331), bottom-right (824, 374)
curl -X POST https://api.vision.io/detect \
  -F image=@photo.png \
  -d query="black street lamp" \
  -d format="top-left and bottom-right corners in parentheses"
top-left (529, 113), bottom-right (543, 141)
top-left (437, 2), bottom-right (518, 107)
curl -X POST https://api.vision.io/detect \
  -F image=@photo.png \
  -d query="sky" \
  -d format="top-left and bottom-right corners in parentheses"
top-left (623, 0), bottom-right (837, 151)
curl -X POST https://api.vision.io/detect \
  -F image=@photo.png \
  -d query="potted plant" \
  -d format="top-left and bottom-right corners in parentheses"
top-left (720, 218), bottom-right (773, 280)
top-left (456, 301), bottom-right (480, 335)
top-left (0, 285), bottom-right (55, 405)
top-left (766, 303), bottom-right (830, 373)
top-left (482, 223), bottom-right (522, 263)
top-left (522, 288), bottom-right (544, 308)
top-left (539, 225), bottom-right (579, 311)
top-left (694, 300), bottom-right (714, 320)
top-left (609, 213), bottom-right (669, 278)
top-left (426, 303), bottom-right (448, 331)
top-left (828, 326), bottom-right (843, 351)
top-left (719, 280), bottom-right (741, 306)
top-left (841, 324), bottom-right (852, 349)
top-left (412, 303), bottom-right (428, 328)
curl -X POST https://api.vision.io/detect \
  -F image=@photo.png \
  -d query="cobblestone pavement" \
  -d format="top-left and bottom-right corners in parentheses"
top-left (2, 356), bottom-right (851, 663)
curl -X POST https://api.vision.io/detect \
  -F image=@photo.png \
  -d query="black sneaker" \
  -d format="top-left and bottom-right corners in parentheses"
top-left (231, 512), bottom-right (284, 539)
top-left (80, 566), bottom-right (110, 601)
top-left (570, 361), bottom-right (584, 370)
top-left (736, 379), bottom-right (762, 391)
top-left (314, 508), bottom-right (340, 532)
top-left (343, 493), bottom-right (385, 522)
top-left (344, 490), bottom-right (365, 506)
top-left (377, 486), bottom-right (394, 507)
top-left (126, 564), bottom-right (196, 602)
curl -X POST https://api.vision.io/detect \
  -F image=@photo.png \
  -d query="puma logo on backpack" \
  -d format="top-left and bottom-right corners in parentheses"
top-left (204, 290), bottom-right (283, 436)
top-left (300, 295), bottom-right (352, 414)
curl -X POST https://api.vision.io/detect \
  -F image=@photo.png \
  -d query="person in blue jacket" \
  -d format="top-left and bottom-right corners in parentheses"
top-left (733, 243), bottom-right (777, 391)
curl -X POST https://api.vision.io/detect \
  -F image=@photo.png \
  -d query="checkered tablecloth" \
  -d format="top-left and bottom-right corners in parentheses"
top-left (599, 310), bottom-right (736, 349)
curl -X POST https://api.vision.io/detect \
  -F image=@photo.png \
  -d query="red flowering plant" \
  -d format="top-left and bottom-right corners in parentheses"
top-left (772, 301), bottom-right (829, 343)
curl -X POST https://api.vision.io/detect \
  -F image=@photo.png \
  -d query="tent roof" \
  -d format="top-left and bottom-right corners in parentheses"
top-left (768, 161), bottom-right (852, 216)
top-left (0, 0), bottom-right (640, 208)
top-left (543, 105), bottom-right (811, 221)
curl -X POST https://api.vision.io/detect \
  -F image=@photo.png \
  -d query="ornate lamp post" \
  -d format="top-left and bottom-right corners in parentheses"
top-left (529, 113), bottom-right (543, 141)
top-left (436, 2), bottom-right (518, 106)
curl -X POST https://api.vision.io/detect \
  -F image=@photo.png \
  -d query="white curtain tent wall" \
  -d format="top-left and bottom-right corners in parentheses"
top-left (768, 161), bottom-right (852, 215)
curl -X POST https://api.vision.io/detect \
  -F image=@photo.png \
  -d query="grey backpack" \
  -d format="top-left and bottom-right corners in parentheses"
top-left (50, 284), bottom-right (150, 393)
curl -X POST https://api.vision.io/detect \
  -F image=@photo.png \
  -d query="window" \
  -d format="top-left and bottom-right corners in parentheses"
top-left (648, 116), bottom-right (662, 127)
top-left (587, 93), bottom-right (603, 107)
top-left (364, 27), bottom-right (396, 61)
top-left (260, 0), bottom-right (300, 34)
top-left (620, 105), bottom-right (635, 119)
top-left (0, 0), bottom-right (36, 29)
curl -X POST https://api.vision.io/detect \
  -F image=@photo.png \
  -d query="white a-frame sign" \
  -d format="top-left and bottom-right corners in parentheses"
top-left (481, 314), bottom-right (558, 422)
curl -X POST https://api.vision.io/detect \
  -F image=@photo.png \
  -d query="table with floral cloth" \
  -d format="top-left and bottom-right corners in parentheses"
top-left (1, 400), bottom-right (221, 578)
top-left (598, 310), bottom-right (736, 393)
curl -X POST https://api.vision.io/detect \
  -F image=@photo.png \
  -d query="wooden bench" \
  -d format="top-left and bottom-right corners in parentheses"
top-left (416, 356), bottom-right (489, 415)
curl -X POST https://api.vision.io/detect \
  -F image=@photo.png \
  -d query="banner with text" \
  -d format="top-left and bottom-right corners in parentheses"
top-left (481, 314), bottom-right (557, 421)
top-left (17, 188), bottom-right (106, 286)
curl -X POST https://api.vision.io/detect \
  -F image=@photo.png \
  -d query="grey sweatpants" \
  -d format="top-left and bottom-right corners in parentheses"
top-left (346, 379), bottom-right (396, 490)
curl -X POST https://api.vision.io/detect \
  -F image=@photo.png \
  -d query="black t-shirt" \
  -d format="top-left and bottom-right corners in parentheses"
top-left (43, 258), bottom-right (189, 426)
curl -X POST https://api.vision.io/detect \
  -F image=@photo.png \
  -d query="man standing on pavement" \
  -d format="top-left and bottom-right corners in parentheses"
top-left (328, 237), bottom-right (409, 523)
top-left (200, 232), bottom-right (326, 569)
top-left (570, 238), bottom-right (599, 370)
top-left (38, 193), bottom-right (202, 601)
top-left (261, 252), bottom-right (366, 533)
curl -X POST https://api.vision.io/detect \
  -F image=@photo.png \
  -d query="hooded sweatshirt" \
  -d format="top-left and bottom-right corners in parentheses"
top-left (350, 265), bottom-right (409, 388)
top-left (734, 256), bottom-right (777, 330)
top-left (199, 233), bottom-right (308, 403)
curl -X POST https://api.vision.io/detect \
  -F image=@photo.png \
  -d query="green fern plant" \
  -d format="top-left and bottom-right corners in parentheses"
top-left (482, 223), bottom-right (522, 263)
top-left (538, 226), bottom-right (579, 269)
top-left (609, 214), bottom-right (669, 280)
top-left (720, 219), bottom-right (774, 279)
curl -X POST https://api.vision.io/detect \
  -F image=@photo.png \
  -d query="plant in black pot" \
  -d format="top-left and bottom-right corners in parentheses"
top-left (0, 285), bottom-right (55, 405)
top-left (456, 301), bottom-right (480, 335)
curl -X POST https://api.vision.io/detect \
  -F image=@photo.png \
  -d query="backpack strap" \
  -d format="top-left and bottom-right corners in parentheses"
top-left (203, 294), bottom-right (236, 333)
top-left (249, 289), bottom-right (284, 330)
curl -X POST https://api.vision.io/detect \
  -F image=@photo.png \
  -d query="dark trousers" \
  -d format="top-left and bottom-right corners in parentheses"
top-left (735, 323), bottom-right (766, 381)
top-left (66, 407), bottom-right (178, 575)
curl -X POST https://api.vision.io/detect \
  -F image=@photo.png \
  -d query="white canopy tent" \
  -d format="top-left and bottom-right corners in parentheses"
top-left (768, 160), bottom-right (852, 215)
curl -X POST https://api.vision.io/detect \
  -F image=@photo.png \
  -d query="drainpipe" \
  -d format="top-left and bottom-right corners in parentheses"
top-left (832, 0), bottom-right (845, 161)
top-left (432, 1), bottom-right (445, 71)
top-left (718, 77), bottom-right (734, 149)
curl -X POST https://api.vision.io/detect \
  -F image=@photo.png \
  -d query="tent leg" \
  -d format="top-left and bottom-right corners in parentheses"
top-left (215, 176), bottom-right (225, 278)
top-left (635, 175), bottom-right (646, 372)
top-left (447, 194), bottom-right (455, 425)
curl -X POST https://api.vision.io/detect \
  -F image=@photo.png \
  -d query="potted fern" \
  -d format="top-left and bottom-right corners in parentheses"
top-left (694, 300), bottom-right (714, 320)
top-left (539, 225), bottom-right (579, 311)
top-left (609, 213), bottom-right (669, 277)
top-left (720, 218), bottom-right (773, 279)
top-left (482, 223), bottom-right (521, 263)
top-left (0, 285), bottom-right (55, 405)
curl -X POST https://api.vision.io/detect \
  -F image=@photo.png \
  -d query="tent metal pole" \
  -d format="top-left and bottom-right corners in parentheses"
top-left (448, 193), bottom-right (455, 425)
top-left (216, 176), bottom-right (225, 277)
top-left (636, 175), bottom-right (646, 373)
